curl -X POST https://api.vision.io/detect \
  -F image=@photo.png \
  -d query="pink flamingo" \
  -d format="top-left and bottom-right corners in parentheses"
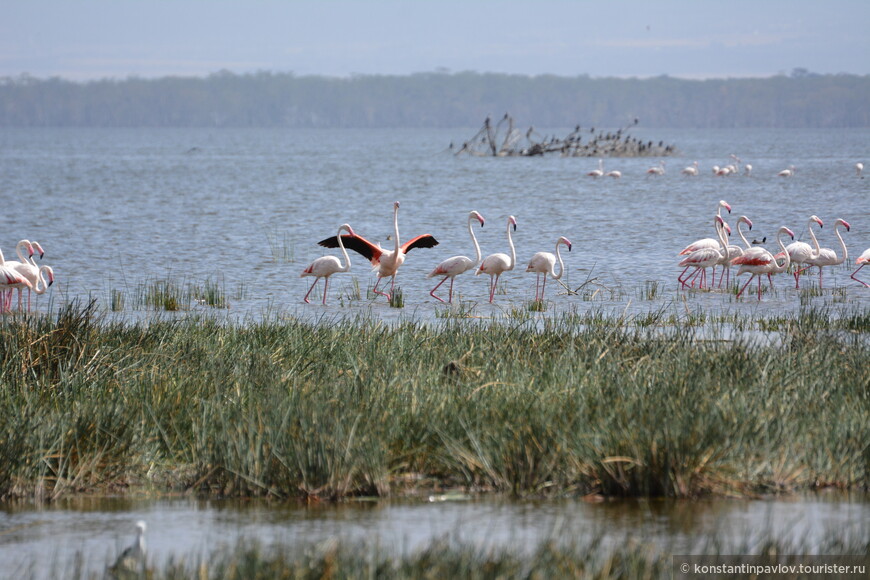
top-left (678, 216), bottom-right (730, 289)
top-left (605, 169), bottom-right (622, 178)
top-left (778, 165), bottom-right (796, 177)
top-left (803, 218), bottom-right (850, 288)
top-left (678, 200), bottom-right (732, 283)
top-left (717, 216), bottom-right (753, 288)
top-left (427, 210), bottom-right (485, 303)
top-left (681, 161), bottom-right (699, 176)
top-left (7, 240), bottom-right (48, 311)
top-left (526, 236), bottom-right (571, 301)
top-left (587, 159), bottom-right (604, 178)
top-left (779, 215), bottom-right (823, 288)
top-left (732, 226), bottom-right (795, 300)
top-left (318, 201), bottom-right (438, 301)
top-left (476, 215), bottom-right (518, 303)
top-left (0, 241), bottom-right (34, 311)
top-left (646, 160), bottom-right (665, 176)
top-left (851, 248), bottom-right (870, 287)
top-left (0, 265), bottom-right (32, 313)
top-left (301, 223), bottom-right (354, 304)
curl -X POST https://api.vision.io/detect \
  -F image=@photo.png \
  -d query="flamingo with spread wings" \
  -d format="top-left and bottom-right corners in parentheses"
top-left (318, 201), bottom-right (438, 301)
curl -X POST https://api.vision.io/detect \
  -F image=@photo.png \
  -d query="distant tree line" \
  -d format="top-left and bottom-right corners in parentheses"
top-left (1, 69), bottom-right (868, 128)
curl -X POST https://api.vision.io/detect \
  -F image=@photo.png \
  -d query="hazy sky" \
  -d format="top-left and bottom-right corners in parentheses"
top-left (3, 0), bottom-right (868, 81)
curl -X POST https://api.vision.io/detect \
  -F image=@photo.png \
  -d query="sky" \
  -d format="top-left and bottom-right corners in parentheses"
top-left (2, 0), bottom-right (869, 81)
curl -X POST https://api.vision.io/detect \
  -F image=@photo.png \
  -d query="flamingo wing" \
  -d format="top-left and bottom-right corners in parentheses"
top-left (732, 253), bottom-right (772, 267)
top-left (0, 266), bottom-right (27, 285)
top-left (400, 234), bottom-right (439, 254)
top-left (319, 234), bottom-right (382, 265)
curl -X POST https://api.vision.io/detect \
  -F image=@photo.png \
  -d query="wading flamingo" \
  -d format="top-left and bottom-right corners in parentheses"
top-left (301, 224), bottom-right (354, 304)
top-left (732, 226), bottom-right (795, 300)
top-left (678, 216), bottom-right (730, 289)
top-left (0, 241), bottom-right (34, 311)
top-left (526, 236), bottom-right (571, 301)
top-left (780, 215), bottom-right (823, 288)
top-left (646, 160), bottom-right (665, 176)
top-left (427, 210), bottom-right (485, 303)
top-left (318, 201), bottom-right (438, 301)
top-left (851, 248), bottom-right (870, 287)
top-left (803, 218), bottom-right (850, 288)
top-left (856, 162), bottom-right (863, 177)
top-left (587, 159), bottom-right (604, 178)
top-left (778, 165), bottom-right (796, 177)
top-left (717, 215), bottom-right (753, 287)
top-left (678, 200), bottom-right (732, 283)
top-left (7, 240), bottom-right (48, 311)
top-left (681, 161), bottom-right (699, 176)
top-left (605, 169), bottom-right (622, 178)
top-left (0, 265), bottom-right (32, 313)
top-left (476, 215), bottom-right (517, 303)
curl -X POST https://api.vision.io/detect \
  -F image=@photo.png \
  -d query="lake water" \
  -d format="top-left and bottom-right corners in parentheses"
top-left (1, 492), bottom-right (868, 578)
top-left (1, 127), bottom-right (869, 576)
top-left (1, 127), bottom-right (868, 321)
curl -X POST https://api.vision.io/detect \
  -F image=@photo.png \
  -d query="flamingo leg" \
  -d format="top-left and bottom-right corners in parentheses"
top-left (488, 274), bottom-right (499, 303)
top-left (430, 276), bottom-right (448, 303)
top-left (541, 274), bottom-right (547, 301)
top-left (757, 276), bottom-right (763, 300)
top-left (818, 266), bottom-right (824, 289)
top-left (372, 276), bottom-right (391, 300)
top-left (322, 277), bottom-right (330, 305)
top-left (448, 277), bottom-right (455, 303)
top-left (851, 264), bottom-right (870, 287)
top-left (736, 275), bottom-right (755, 299)
top-left (303, 278), bottom-right (320, 304)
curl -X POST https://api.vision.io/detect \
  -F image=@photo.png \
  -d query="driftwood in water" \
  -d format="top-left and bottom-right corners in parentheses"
top-left (452, 114), bottom-right (676, 158)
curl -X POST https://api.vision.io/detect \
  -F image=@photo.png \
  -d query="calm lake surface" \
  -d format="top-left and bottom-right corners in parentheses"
top-left (1, 127), bottom-right (868, 320)
top-left (1, 127), bottom-right (869, 576)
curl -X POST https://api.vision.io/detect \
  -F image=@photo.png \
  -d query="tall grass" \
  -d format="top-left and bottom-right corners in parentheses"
top-left (0, 301), bottom-right (867, 501)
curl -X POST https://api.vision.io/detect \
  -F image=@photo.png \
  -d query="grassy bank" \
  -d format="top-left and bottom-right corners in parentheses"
top-left (0, 300), bottom-right (868, 501)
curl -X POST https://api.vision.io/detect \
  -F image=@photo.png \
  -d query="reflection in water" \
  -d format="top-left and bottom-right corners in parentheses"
top-left (0, 493), bottom-right (867, 578)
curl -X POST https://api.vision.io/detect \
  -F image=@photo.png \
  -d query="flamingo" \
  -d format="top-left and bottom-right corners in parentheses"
top-left (856, 162), bottom-right (863, 177)
top-left (6, 240), bottom-right (49, 311)
top-left (526, 236), bottom-right (571, 301)
top-left (605, 169), bottom-right (622, 178)
top-left (646, 160), bottom-right (665, 176)
top-left (732, 226), bottom-right (795, 299)
top-left (717, 215), bottom-right (753, 287)
top-left (301, 223), bottom-right (354, 304)
top-left (779, 215), bottom-right (823, 288)
top-left (851, 248), bottom-right (870, 287)
top-left (744, 164), bottom-right (753, 176)
top-left (803, 218), bottom-right (850, 288)
top-left (476, 215), bottom-right (518, 303)
top-left (681, 161), bottom-right (699, 176)
top-left (427, 210), bottom-right (485, 303)
top-left (0, 240), bottom-right (34, 311)
top-left (587, 159), bottom-right (604, 178)
top-left (678, 200), bottom-right (732, 283)
top-left (778, 165), bottom-right (796, 177)
top-left (678, 216), bottom-right (730, 289)
top-left (318, 201), bottom-right (438, 301)
top-left (109, 521), bottom-right (147, 577)
top-left (0, 265), bottom-right (32, 313)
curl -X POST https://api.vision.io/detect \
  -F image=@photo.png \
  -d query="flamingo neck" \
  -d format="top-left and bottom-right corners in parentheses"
top-left (34, 268), bottom-right (50, 294)
top-left (553, 241), bottom-right (566, 280)
top-left (807, 220), bottom-right (821, 257)
top-left (737, 221), bottom-right (751, 249)
top-left (773, 230), bottom-right (791, 273)
top-left (833, 223), bottom-right (848, 264)
top-left (337, 227), bottom-right (351, 272)
top-left (506, 221), bottom-right (516, 270)
top-left (16, 242), bottom-right (29, 263)
top-left (468, 215), bottom-right (482, 265)
top-left (393, 205), bottom-right (400, 255)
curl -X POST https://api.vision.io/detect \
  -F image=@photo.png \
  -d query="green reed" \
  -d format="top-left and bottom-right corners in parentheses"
top-left (0, 300), bottom-right (868, 501)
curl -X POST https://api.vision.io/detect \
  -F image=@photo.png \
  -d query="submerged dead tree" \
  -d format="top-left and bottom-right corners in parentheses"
top-left (453, 113), bottom-right (676, 158)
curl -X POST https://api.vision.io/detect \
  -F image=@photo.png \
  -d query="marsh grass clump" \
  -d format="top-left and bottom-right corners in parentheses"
top-left (388, 287), bottom-right (404, 308)
top-left (192, 278), bottom-right (228, 308)
top-left (0, 301), bottom-right (868, 501)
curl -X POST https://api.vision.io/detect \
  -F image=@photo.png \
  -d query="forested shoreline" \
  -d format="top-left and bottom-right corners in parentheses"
top-left (1, 69), bottom-right (868, 128)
